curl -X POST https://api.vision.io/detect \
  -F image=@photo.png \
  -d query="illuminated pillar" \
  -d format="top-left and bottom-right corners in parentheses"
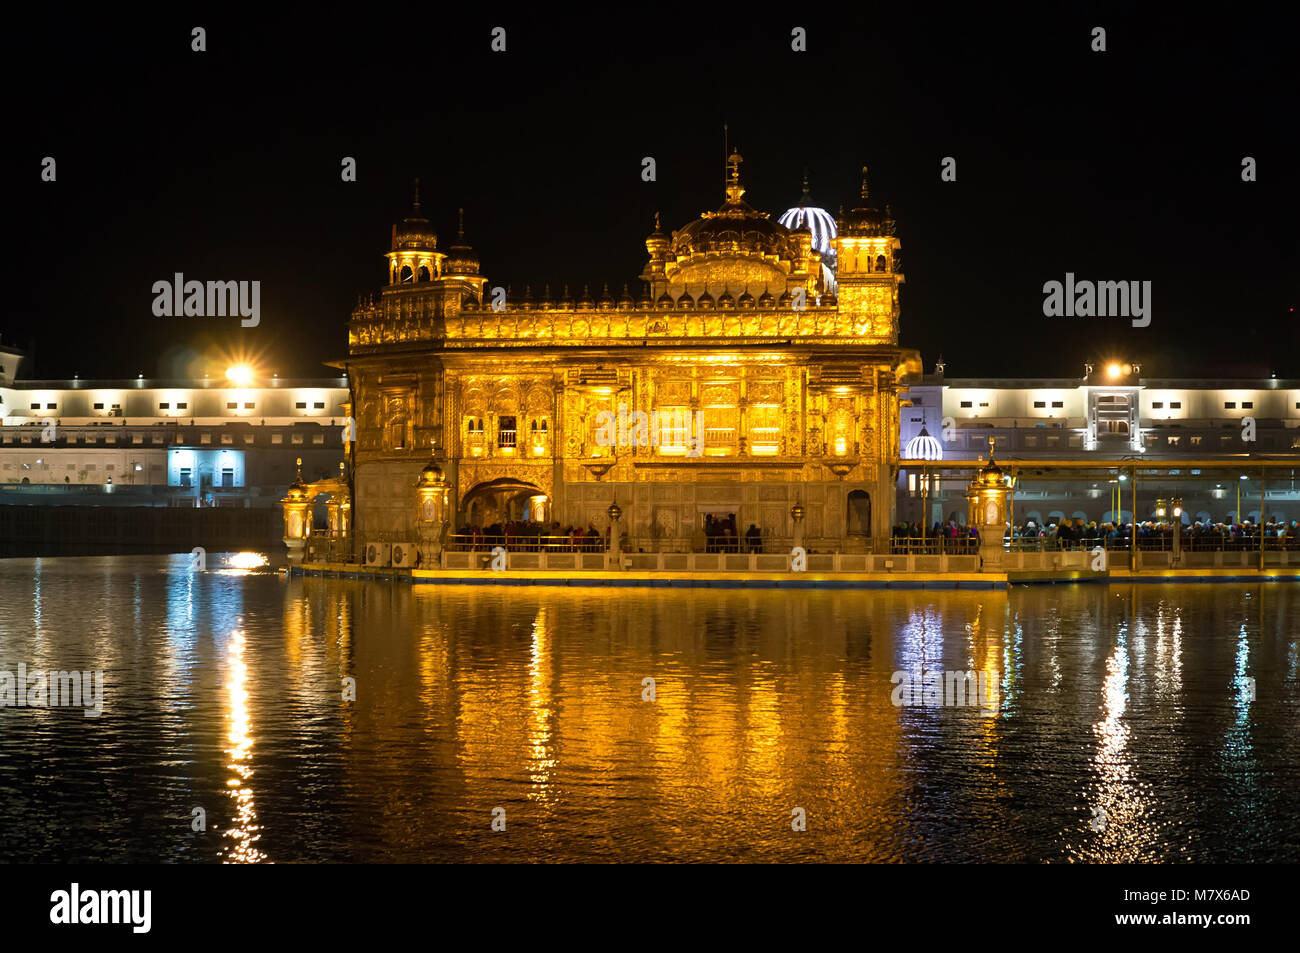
top-left (965, 448), bottom-right (1010, 572)
top-left (415, 458), bottom-right (450, 568)
top-left (607, 500), bottom-right (622, 570)
top-left (791, 501), bottom-right (805, 552)
top-left (280, 459), bottom-right (311, 567)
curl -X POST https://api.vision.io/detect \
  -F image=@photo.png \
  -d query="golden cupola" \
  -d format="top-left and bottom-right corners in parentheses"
top-left (386, 179), bottom-right (445, 285)
top-left (648, 148), bottom-right (820, 304)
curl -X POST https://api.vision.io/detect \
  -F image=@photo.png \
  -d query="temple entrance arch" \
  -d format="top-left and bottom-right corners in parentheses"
top-left (460, 478), bottom-right (550, 529)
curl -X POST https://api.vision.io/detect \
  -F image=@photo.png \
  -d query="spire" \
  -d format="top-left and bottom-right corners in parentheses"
top-left (456, 207), bottom-right (465, 241)
top-left (412, 177), bottom-right (422, 215)
top-left (800, 167), bottom-right (811, 205)
top-left (725, 147), bottom-right (745, 203)
top-left (860, 165), bottom-right (869, 201)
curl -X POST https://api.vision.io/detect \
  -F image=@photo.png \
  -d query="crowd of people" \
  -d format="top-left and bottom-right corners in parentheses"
top-left (703, 515), bottom-right (764, 553)
top-left (890, 520), bottom-right (980, 553)
top-left (451, 521), bottom-right (615, 552)
top-left (893, 516), bottom-right (1300, 552)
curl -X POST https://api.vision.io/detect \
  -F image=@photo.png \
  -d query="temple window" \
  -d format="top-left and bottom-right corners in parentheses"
top-left (466, 417), bottom-right (485, 455)
top-left (498, 415), bottom-right (518, 450)
top-left (529, 419), bottom-right (548, 455)
top-left (657, 408), bottom-right (689, 455)
top-left (400, 265), bottom-right (413, 283)
top-left (875, 254), bottom-right (887, 272)
top-left (418, 265), bottom-right (430, 281)
top-left (703, 406), bottom-right (738, 455)
top-left (748, 405), bottom-right (781, 455)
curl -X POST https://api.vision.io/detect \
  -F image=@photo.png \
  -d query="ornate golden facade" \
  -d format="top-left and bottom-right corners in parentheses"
top-left (342, 157), bottom-right (921, 551)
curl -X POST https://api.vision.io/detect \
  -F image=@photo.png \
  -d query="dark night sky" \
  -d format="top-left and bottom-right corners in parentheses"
top-left (4, 6), bottom-right (1296, 382)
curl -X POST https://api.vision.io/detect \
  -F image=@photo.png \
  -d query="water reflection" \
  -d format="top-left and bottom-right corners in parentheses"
top-left (220, 626), bottom-right (265, 863)
top-left (1, 557), bottom-right (1298, 862)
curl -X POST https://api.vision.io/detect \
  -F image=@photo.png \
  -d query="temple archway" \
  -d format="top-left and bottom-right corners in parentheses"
top-left (846, 489), bottom-right (871, 536)
top-left (460, 478), bottom-right (549, 529)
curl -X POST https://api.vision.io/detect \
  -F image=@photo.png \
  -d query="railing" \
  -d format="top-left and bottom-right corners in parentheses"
top-left (889, 536), bottom-right (980, 555)
top-left (446, 532), bottom-right (782, 554)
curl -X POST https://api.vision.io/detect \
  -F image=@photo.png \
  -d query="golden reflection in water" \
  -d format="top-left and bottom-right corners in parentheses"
top-left (1081, 622), bottom-right (1154, 861)
top-left (220, 628), bottom-right (266, 863)
top-left (526, 607), bottom-right (557, 803)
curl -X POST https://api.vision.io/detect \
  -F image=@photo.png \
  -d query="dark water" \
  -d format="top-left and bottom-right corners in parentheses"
top-left (0, 555), bottom-right (1296, 863)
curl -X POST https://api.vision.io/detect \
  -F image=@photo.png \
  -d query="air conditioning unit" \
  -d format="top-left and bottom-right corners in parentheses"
top-left (364, 543), bottom-right (391, 567)
top-left (391, 542), bottom-right (416, 568)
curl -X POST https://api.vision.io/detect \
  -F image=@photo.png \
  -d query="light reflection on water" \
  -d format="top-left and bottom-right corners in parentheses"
top-left (0, 555), bottom-right (1297, 863)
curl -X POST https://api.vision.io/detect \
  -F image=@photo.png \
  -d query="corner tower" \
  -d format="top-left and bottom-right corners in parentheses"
top-left (834, 166), bottom-right (903, 342)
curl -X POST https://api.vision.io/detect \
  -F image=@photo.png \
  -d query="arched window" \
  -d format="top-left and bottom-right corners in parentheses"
top-left (847, 490), bottom-right (871, 535)
top-left (400, 265), bottom-right (413, 283)
top-left (875, 254), bottom-right (887, 272)
top-left (418, 266), bottom-right (430, 282)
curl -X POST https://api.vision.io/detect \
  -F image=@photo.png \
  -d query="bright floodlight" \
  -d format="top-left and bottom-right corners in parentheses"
top-left (1106, 363), bottom-right (1122, 378)
top-left (226, 365), bottom-right (253, 387)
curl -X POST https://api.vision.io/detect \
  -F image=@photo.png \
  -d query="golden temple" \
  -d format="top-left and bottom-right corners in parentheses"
top-left (338, 154), bottom-right (922, 556)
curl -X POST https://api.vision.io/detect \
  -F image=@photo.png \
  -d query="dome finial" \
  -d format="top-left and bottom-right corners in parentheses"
top-left (412, 177), bottom-right (422, 214)
top-left (654, 211), bottom-right (661, 230)
top-left (801, 167), bottom-right (811, 204)
top-left (860, 165), bottom-right (869, 201)
top-left (456, 207), bottom-right (465, 241)
top-left (725, 147), bottom-right (745, 203)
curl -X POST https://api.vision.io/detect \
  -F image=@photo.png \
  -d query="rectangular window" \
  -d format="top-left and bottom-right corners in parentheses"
top-left (978, 402), bottom-right (989, 408)
top-left (271, 433), bottom-right (283, 445)
top-left (291, 433), bottom-right (303, 445)
top-left (1190, 435), bottom-right (1203, 446)
top-left (703, 406), bottom-right (739, 454)
top-left (159, 403), bottom-right (169, 409)
top-left (227, 402), bottom-right (237, 409)
top-left (201, 433), bottom-right (212, 445)
top-left (313, 402), bottom-right (324, 409)
top-left (93, 402), bottom-right (104, 410)
top-left (243, 402), bottom-right (254, 409)
top-left (1152, 401), bottom-right (1164, 409)
top-left (1068, 435), bottom-right (1082, 448)
top-left (960, 401), bottom-right (972, 408)
top-left (179, 468), bottom-right (192, 488)
top-left (1224, 401), bottom-right (1236, 409)
top-left (29, 403), bottom-right (39, 410)
top-left (312, 433), bottom-right (324, 445)
top-left (1046, 435), bottom-right (1060, 447)
top-left (106, 435), bottom-right (116, 445)
top-left (46, 403), bottom-right (57, 409)
top-left (177, 402), bottom-right (187, 410)
top-left (1051, 401), bottom-right (1063, 408)
top-left (221, 433), bottom-right (233, 445)
top-left (1242, 401), bottom-right (1253, 409)
top-left (1024, 434), bottom-right (1037, 447)
top-left (1033, 401), bottom-right (1046, 409)
top-left (152, 434), bottom-right (164, 444)
top-left (295, 402), bottom-right (307, 409)
top-left (1168, 436), bottom-right (1180, 446)
top-left (244, 434), bottom-right (255, 445)
top-left (132, 434), bottom-right (143, 444)
top-left (748, 406), bottom-right (781, 455)
top-left (497, 415), bottom-right (517, 449)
